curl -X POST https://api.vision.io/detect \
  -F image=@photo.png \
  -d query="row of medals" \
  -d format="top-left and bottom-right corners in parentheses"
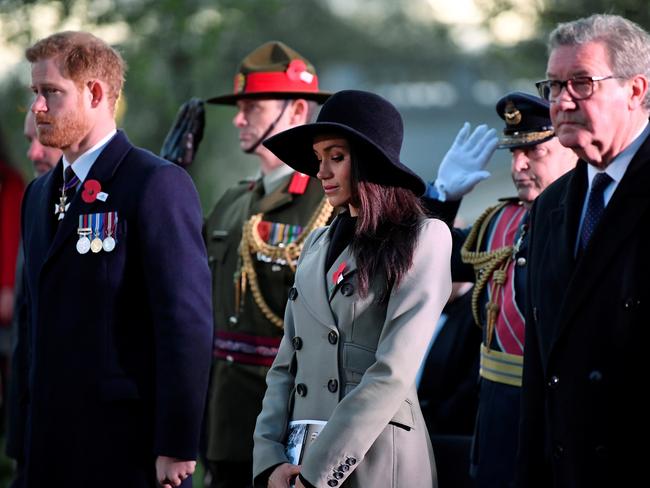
top-left (76, 227), bottom-right (116, 254)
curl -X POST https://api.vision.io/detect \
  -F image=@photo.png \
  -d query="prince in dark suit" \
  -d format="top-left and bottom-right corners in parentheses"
top-left (6, 31), bottom-right (212, 488)
top-left (518, 14), bottom-right (650, 488)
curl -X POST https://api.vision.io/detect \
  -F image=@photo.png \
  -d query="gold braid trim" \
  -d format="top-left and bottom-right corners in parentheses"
top-left (237, 197), bottom-right (334, 329)
top-left (460, 202), bottom-right (516, 349)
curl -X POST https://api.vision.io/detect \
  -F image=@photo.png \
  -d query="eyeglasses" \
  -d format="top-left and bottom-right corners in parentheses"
top-left (535, 76), bottom-right (622, 102)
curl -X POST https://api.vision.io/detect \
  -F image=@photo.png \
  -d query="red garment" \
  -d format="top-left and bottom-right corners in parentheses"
top-left (0, 160), bottom-right (25, 290)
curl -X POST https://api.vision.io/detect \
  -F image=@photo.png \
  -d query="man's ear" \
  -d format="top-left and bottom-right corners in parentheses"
top-left (289, 99), bottom-right (309, 125)
top-left (628, 74), bottom-right (648, 110)
top-left (87, 80), bottom-right (104, 108)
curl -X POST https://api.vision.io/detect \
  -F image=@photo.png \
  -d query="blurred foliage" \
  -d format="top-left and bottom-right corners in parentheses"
top-left (2, 0), bottom-right (650, 212)
top-left (475, 0), bottom-right (650, 80)
top-left (0, 0), bottom-right (459, 211)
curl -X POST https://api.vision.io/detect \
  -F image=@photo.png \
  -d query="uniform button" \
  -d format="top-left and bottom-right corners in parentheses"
top-left (327, 480), bottom-right (338, 487)
top-left (228, 316), bottom-right (238, 325)
top-left (208, 256), bottom-right (216, 265)
top-left (328, 379), bottom-right (338, 393)
top-left (346, 457), bottom-right (357, 465)
top-left (333, 471), bottom-right (344, 479)
top-left (288, 287), bottom-right (298, 300)
top-left (328, 331), bottom-right (338, 345)
top-left (340, 283), bottom-right (354, 296)
top-left (595, 445), bottom-right (608, 458)
top-left (292, 336), bottom-right (303, 350)
top-left (338, 464), bottom-right (349, 472)
top-left (516, 257), bottom-right (527, 266)
top-left (553, 444), bottom-right (564, 459)
top-left (588, 370), bottom-right (603, 383)
top-left (548, 375), bottom-right (560, 389)
top-left (296, 383), bottom-right (308, 397)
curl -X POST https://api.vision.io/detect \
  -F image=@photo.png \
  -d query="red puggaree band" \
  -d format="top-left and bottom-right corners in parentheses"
top-left (235, 71), bottom-right (320, 94)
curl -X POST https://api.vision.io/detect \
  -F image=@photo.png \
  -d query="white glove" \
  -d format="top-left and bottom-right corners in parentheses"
top-left (433, 122), bottom-right (498, 201)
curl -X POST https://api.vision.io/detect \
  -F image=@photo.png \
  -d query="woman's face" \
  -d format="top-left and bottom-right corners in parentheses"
top-left (314, 134), bottom-right (357, 215)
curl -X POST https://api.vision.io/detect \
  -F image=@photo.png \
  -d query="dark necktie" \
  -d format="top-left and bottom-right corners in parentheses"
top-left (64, 165), bottom-right (80, 199)
top-left (580, 172), bottom-right (613, 250)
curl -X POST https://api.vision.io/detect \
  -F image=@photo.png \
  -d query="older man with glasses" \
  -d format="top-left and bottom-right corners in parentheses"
top-left (518, 14), bottom-right (650, 488)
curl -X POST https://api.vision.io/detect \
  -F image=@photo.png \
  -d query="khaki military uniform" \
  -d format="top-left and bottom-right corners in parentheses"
top-left (205, 172), bottom-right (330, 463)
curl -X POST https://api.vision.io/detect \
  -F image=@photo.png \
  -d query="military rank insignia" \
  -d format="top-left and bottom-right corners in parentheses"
top-left (76, 211), bottom-right (119, 254)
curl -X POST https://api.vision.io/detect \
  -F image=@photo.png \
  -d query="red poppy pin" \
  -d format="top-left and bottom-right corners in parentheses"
top-left (332, 262), bottom-right (346, 285)
top-left (81, 179), bottom-right (101, 203)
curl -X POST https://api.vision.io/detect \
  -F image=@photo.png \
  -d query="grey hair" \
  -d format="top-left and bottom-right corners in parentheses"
top-left (548, 14), bottom-right (650, 110)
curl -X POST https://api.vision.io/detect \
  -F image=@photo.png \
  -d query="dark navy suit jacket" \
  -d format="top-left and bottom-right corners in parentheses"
top-left (8, 131), bottom-right (212, 487)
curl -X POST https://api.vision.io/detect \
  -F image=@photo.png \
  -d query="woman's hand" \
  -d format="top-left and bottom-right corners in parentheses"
top-left (268, 463), bottom-right (301, 488)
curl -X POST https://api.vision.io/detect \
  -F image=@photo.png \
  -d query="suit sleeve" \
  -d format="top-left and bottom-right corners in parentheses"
top-left (300, 219), bottom-right (452, 486)
top-left (252, 228), bottom-right (327, 484)
top-left (515, 201), bottom-right (551, 488)
top-left (137, 163), bottom-right (213, 460)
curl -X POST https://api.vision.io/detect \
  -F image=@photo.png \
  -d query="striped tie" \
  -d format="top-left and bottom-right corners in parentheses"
top-left (64, 165), bottom-right (80, 198)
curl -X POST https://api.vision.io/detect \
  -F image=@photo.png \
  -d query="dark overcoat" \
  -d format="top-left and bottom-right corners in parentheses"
top-left (8, 131), bottom-right (213, 487)
top-left (517, 133), bottom-right (650, 488)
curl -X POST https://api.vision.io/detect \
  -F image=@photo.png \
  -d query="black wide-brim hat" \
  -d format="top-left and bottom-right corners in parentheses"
top-left (496, 91), bottom-right (555, 149)
top-left (263, 90), bottom-right (426, 196)
top-left (207, 41), bottom-right (330, 105)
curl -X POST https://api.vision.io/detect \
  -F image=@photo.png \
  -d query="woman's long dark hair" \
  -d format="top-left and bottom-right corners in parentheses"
top-left (350, 153), bottom-right (426, 302)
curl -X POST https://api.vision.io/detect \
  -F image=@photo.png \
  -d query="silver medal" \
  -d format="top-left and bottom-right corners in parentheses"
top-left (102, 236), bottom-right (116, 252)
top-left (76, 236), bottom-right (91, 254)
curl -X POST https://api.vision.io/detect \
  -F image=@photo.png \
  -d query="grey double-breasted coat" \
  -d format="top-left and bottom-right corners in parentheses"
top-left (253, 217), bottom-right (452, 487)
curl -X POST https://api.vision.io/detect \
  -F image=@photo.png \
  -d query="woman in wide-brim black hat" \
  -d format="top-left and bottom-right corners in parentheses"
top-left (253, 90), bottom-right (452, 488)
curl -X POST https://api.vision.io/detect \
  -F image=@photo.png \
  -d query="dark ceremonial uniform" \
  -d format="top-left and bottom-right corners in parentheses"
top-left (204, 172), bottom-right (331, 479)
top-left (452, 198), bottom-right (529, 488)
top-left (10, 131), bottom-right (212, 487)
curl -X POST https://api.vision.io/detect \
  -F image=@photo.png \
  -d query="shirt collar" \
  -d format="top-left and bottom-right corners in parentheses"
top-left (262, 163), bottom-right (294, 195)
top-left (62, 129), bottom-right (116, 182)
top-left (587, 121), bottom-right (650, 185)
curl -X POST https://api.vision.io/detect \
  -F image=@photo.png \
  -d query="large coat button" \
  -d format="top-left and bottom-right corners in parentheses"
top-left (333, 471), bottom-right (344, 479)
top-left (328, 330), bottom-right (338, 345)
top-left (288, 287), bottom-right (298, 300)
top-left (296, 383), bottom-right (308, 397)
top-left (338, 464), bottom-right (349, 472)
top-left (328, 379), bottom-right (338, 393)
top-left (548, 375), bottom-right (560, 389)
top-left (340, 283), bottom-right (354, 296)
top-left (327, 480), bottom-right (338, 487)
top-left (292, 336), bottom-right (303, 350)
top-left (553, 444), bottom-right (564, 459)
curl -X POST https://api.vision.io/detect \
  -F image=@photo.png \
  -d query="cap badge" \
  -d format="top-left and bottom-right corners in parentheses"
top-left (504, 100), bottom-right (522, 126)
top-left (234, 73), bottom-right (246, 93)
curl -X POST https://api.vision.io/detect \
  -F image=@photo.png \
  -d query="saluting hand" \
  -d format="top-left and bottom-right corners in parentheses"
top-left (433, 122), bottom-right (498, 201)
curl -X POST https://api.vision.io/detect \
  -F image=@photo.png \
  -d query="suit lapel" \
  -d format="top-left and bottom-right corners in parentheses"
top-left (556, 136), bottom-right (650, 340)
top-left (45, 131), bottom-right (132, 263)
top-left (29, 162), bottom-right (62, 286)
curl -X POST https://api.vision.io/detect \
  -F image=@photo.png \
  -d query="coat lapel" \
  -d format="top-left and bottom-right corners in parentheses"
top-left (326, 246), bottom-right (357, 302)
top-left (45, 131), bottom-right (132, 263)
top-left (294, 228), bottom-right (337, 328)
top-left (555, 135), bottom-right (650, 340)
